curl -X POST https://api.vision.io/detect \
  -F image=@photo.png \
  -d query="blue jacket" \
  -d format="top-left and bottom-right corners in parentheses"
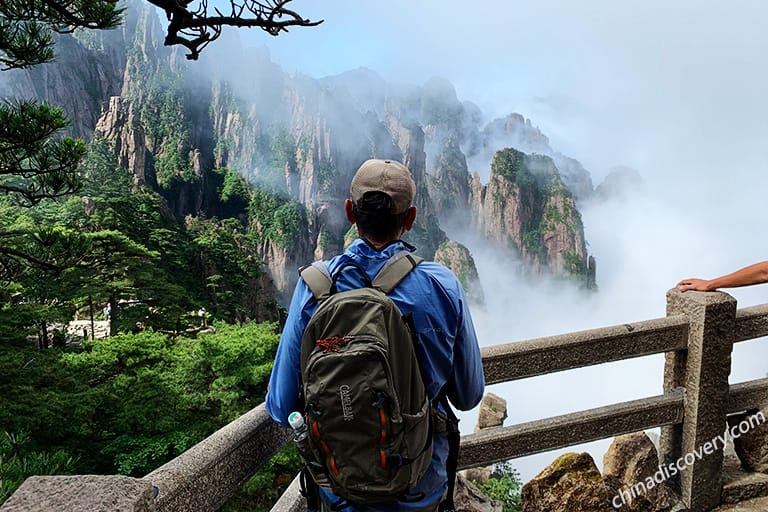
top-left (266, 239), bottom-right (485, 511)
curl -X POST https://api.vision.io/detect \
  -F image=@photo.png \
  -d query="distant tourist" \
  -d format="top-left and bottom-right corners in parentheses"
top-left (104, 302), bottom-right (111, 319)
top-left (677, 261), bottom-right (768, 291)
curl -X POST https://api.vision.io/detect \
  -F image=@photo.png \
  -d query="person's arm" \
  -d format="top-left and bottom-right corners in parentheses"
top-left (677, 261), bottom-right (768, 292)
top-left (265, 281), bottom-right (314, 426)
top-left (447, 289), bottom-right (485, 411)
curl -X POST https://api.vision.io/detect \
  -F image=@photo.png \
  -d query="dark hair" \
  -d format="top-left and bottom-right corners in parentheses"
top-left (353, 191), bottom-right (410, 242)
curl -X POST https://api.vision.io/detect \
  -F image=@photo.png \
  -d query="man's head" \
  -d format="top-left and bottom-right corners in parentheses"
top-left (346, 159), bottom-right (417, 246)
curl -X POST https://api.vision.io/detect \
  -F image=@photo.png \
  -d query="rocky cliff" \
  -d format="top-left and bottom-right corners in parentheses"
top-left (0, 1), bottom-right (600, 299)
top-left (470, 148), bottom-right (593, 281)
top-left (434, 241), bottom-right (484, 304)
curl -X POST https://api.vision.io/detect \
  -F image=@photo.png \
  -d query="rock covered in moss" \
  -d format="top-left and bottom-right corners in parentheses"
top-left (522, 452), bottom-right (612, 512)
top-left (434, 240), bottom-right (484, 304)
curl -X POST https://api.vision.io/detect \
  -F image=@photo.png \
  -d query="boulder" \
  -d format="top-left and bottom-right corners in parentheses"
top-left (461, 393), bottom-right (509, 486)
top-left (454, 473), bottom-right (504, 512)
top-left (728, 409), bottom-right (768, 473)
top-left (477, 392), bottom-right (508, 431)
top-left (522, 452), bottom-right (612, 512)
top-left (603, 432), bottom-right (678, 511)
top-left (463, 466), bottom-right (493, 486)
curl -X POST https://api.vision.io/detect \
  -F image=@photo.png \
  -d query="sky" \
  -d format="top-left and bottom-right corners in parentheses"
top-left (223, 1), bottom-right (768, 480)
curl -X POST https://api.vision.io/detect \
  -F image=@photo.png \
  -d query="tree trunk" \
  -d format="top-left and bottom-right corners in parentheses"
top-left (109, 293), bottom-right (116, 336)
top-left (39, 321), bottom-right (48, 350)
top-left (89, 295), bottom-right (95, 341)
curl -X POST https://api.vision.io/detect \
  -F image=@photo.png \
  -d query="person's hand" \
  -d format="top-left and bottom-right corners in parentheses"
top-left (677, 278), bottom-right (713, 292)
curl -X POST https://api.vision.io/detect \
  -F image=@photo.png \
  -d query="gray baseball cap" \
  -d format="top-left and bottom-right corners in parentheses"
top-left (350, 159), bottom-right (416, 214)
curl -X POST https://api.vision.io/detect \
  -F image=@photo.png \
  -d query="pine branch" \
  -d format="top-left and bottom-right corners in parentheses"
top-left (146, 0), bottom-right (322, 60)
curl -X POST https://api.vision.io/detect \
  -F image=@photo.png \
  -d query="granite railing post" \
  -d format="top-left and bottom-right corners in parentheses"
top-left (660, 289), bottom-right (736, 511)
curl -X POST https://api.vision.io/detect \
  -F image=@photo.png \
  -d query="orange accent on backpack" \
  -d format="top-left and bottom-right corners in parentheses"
top-left (316, 335), bottom-right (351, 353)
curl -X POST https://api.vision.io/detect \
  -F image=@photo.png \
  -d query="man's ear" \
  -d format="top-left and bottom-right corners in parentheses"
top-left (345, 199), bottom-right (355, 224)
top-left (403, 206), bottom-right (417, 231)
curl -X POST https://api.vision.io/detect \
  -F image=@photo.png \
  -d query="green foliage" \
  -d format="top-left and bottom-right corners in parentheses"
top-left (541, 202), bottom-right (563, 231)
top-left (316, 160), bottom-right (336, 190)
top-left (155, 133), bottom-right (195, 189)
top-left (269, 202), bottom-right (306, 247)
top-left (138, 71), bottom-right (197, 190)
top-left (214, 167), bottom-right (251, 217)
top-left (0, 0), bottom-right (121, 208)
top-left (435, 241), bottom-right (477, 291)
top-left (492, 149), bottom-right (542, 206)
top-left (219, 169), bottom-right (250, 205)
top-left (269, 129), bottom-right (294, 170)
top-left (0, 431), bottom-right (78, 504)
top-left (188, 216), bottom-right (265, 320)
top-left (0, 0), bottom-right (123, 70)
top-left (0, 100), bottom-right (85, 205)
top-left (562, 250), bottom-right (586, 276)
top-left (173, 322), bottom-right (280, 422)
top-left (0, 322), bottom-right (280, 484)
top-left (521, 228), bottom-right (546, 259)
top-left (476, 461), bottom-right (523, 512)
top-left (317, 226), bottom-right (339, 253)
top-left (105, 432), bottom-right (198, 476)
top-left (248, 128), bottom-right (293, 193)
top-left (249, 189), bottom-right (307, 248)
top-left (492, 148), bottom-right (527, 183)
top-left (343, 224), bottom-right (359, 250)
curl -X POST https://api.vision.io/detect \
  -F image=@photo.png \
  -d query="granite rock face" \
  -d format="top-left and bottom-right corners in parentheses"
top-left (522, 452), bottom-right (613, 512)
top-left (470, 148), bottom-right (591, 281)
top-left (0, 0), bottom-right (599, 300)
top-left (433, 240), bottom-right (484, 305)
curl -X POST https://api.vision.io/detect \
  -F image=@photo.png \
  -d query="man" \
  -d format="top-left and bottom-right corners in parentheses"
top-left (266, 158), bottom-right (485, 511)
top-left (678, 261), bottom-right (768, 291)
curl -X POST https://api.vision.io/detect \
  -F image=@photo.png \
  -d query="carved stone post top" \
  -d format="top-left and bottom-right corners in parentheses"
top-left (666, 288), bottom-right (737, 308)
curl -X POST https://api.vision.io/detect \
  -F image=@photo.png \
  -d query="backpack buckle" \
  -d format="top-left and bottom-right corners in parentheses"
top-left (371, 390), bottom-right (388, 409)
top-left (307, 403), bottom-right (323, 418)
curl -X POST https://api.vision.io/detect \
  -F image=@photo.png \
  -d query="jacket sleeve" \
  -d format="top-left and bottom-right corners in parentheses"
top-left (447, 287), bottom-right (485, 411)
top-left (265, 280), bottom-right (314, 426)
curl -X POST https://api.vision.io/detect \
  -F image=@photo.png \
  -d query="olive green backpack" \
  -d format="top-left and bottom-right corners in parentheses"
top-left (296, 250), bottom-right (434, 505)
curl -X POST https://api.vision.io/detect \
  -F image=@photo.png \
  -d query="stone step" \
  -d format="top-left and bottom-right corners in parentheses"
top-left (721, 454), bottom-right (768, 505)
top-left (713, 496), bottom-right (768, 511)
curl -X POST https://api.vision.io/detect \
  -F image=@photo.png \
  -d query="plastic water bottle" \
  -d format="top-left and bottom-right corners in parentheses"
top-left (288, 411), bottom-right (311, 457)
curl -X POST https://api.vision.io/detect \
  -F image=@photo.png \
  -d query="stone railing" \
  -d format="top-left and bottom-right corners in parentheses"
top-left (3, 289), bottom-right (768, 512)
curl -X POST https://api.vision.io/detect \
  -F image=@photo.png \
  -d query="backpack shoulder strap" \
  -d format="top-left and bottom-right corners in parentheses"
top-left (299, 262), bottom-right (333, 303)
top-left (372, 250), bottom-right (423, 294)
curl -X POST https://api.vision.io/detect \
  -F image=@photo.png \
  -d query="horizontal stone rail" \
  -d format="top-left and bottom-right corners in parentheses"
top-left (459, 388), bottom-right (686, 469)
top-left (481, 315), bottom-right (689, 384)
top-left (727, 378), bottom-right (768, 414)
top-left (733, 304), bottom-right (768, 342)
top-left (145, 404), bottom-right (292, 512)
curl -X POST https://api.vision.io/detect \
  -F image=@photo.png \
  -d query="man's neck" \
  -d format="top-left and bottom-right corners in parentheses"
top-left (362, 238), bottom-right (397, 250)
